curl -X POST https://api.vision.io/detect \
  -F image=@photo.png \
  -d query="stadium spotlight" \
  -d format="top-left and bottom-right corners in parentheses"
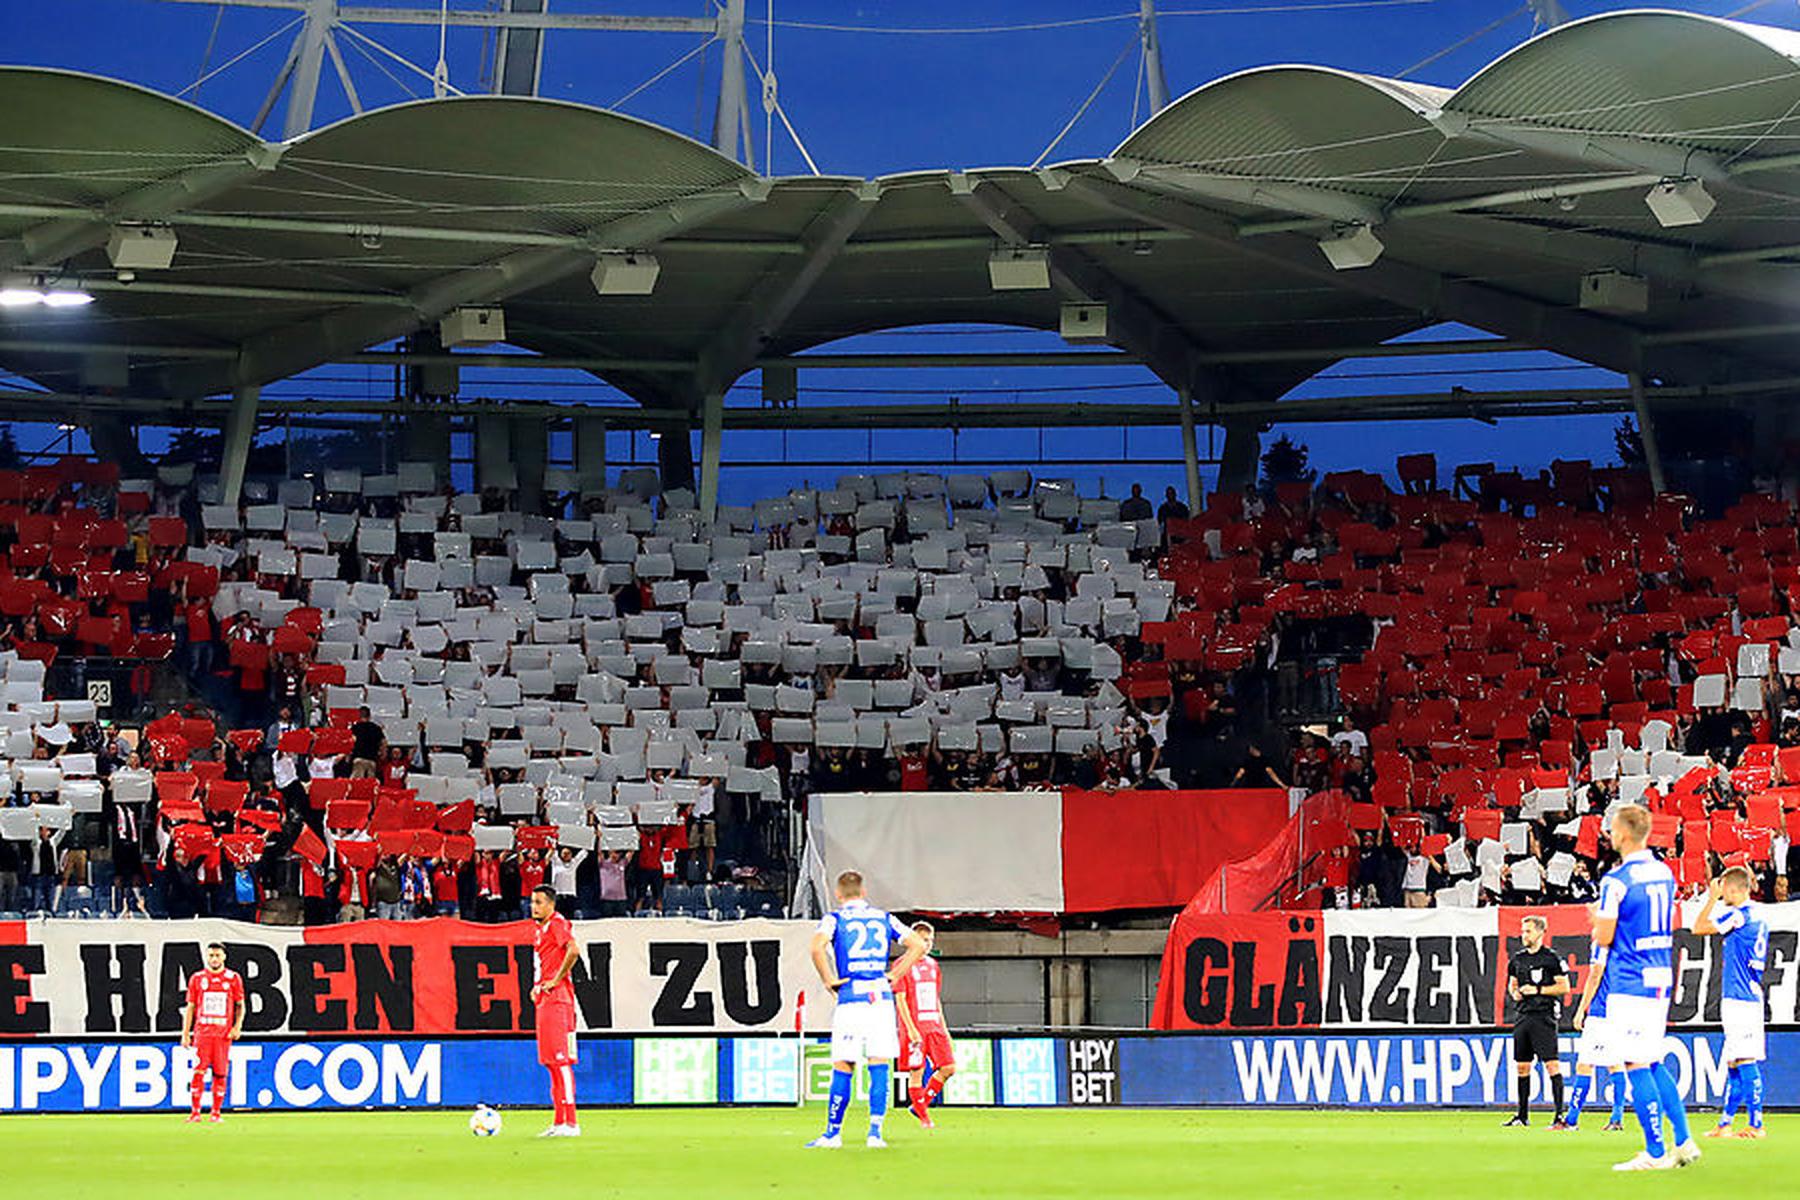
top-left (1578, 269), bottom-right (1649, 314)
top-left (1644, 178), bottom-right (1715, 228)
top-left (987, 246), bottom-right (1052, 290)
top-left (591, 252), bottom-right (661, 296)
top-left (439, 306), bottom-right (506, 346)
top-left (0, 277), bottom-right (94, 308)
top-left (1059, 302), bottom-right (1109, 345)
top-left (1318, 224), bottom-right (1384, 271)
top-left (106, 224), bottom-right (179, 271)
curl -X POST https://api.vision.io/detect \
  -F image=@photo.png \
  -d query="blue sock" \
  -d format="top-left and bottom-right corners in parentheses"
top-left (867, 1063), bottom-right (890, 1136)
top-left (824, 1067), bottom-right (851, 1137)
top-left (1720, 1064), bottom-right (1744, 1126)
top-left (1627, 1067), bottom-right (1667, 1158)
top-left (1611, 1072), bottom-right (1628, 1125)
top-left (1651, 1061), bottom-right (1690, 1146)
top-left (1566, 1073), bottom-right (1591, 1127)
top-left (1741, 1063), bottom-right (1764, 1130)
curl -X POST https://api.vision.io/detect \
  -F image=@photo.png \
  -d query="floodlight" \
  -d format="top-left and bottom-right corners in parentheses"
top-left (987, 246), bottom-right (1051, 290)
top-left (1579, 270), bottom-right (1649, 314)
top-left (106, 225), bottom-right (178, 271)
top-left (439, 307), bottom-right (505, 346)
top-left (1318, 225), bottom-right (1384, 271)
top-left (1644, 178), bottom-right (1715, 229)
top-left (591, 253), bottom-right (661, 296)
top-left (1059, 302), bottom-right (1108, 344)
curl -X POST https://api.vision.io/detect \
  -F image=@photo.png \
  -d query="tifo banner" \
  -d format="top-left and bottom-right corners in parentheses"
top-left (806, 789), bottom-right (1289, 913)
top-left (0, 918), bottom-right (832, 1038)
top-left (1060, 789), bottom-right (1293, 912)
top-left (1151, 902), bottom-right (1800, 1031)
top-left (810, 792), bottom-right (1065, 912)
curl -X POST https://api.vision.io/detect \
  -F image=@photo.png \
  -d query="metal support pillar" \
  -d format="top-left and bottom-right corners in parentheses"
top-left (1177, 386), bottom-right (1202, 508)
top-left (657, 425), bottom-right (696, 494)
top-left (1047, 958), bottom-right (1087, 1028)
top-left (494, 0), bottom-right (547, 95)
top-left (1629, 372), bottom-right (1666, 496)
top-left (475, 414), bottom-right (515, 493)
top-left (713, 0), bottom-right (752, 168)
top-left (698, 391), bottom-right (725, 519)
top-left (1139, 0), bottom-right (1170, 115)
top-left (284, 0), bottom-right (334, 139)
top-left (1217, 419), bottom-right (1261, 495)
top-left (511, 414), bottom-right (547, 513)
top-left (397, 413), bottom-right (450, 489)
top-left (402, 416), bottom-right (451, 486)
top-left (575, 415), bottom-right (608, 495)
top-left (219, 385), bottom-right (260, 507)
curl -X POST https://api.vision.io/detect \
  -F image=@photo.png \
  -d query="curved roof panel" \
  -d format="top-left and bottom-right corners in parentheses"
top-left (1448, 10), bottom-right (1800, 152)
top-left (1115, 65), bottom-right (1446, 191)
top-left (0, 68), bottom-right (258, 218)
top-left (264, 97), bottom-right (752, 239)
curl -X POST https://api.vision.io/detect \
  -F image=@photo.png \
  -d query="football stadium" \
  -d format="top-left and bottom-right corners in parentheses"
top-left (5, 0), bottom-right (1800, 1193)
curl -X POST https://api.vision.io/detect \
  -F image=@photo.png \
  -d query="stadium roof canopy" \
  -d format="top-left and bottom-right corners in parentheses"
top-left (5, 8), bottom-right (1800, 433)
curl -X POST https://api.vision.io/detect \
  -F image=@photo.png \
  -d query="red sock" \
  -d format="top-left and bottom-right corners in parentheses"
top-left (560, 1065), bottom-right (577, 1127)
top-left (920, 1076), bottom-right (946, 1105)
top-left (547, 1066), bottom-right (566, 1125)
top-left (212, 1070), bottom-right (227, 1116)
top-left (189, 1067), bottom-right (205, 1116)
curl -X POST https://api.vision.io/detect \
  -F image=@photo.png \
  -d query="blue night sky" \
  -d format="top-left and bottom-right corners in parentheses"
top-left (1, 0), bottom-right (1785, 502)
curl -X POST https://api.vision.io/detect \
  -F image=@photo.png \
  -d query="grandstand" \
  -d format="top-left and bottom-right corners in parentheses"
top-left (4, 2), bottom-right (1800, 1155)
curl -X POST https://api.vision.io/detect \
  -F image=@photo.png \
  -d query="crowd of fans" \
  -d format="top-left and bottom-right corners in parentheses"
top-left (1261, 463), bottom-right (1800, 911)
top-left (0, 460), bottom-right (1254, 924)
top-left (2, 452), bottom-right (1798, 921)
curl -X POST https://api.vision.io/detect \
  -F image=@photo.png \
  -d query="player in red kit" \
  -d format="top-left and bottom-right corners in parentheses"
top-left (530, 884), bottom-right (583, 1137)
top-left (180, 942), bottom-right (244, 1124)
top-left (895, 921), bottom-right (957, 1128)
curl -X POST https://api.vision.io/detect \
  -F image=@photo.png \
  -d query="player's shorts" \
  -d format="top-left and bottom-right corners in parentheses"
top-left (536, 999), bottom-right (578, 1067)
top-left (830, 999), bottom-right (901, 1063)
top-left (1512, 1013), bottom-right (1559, 1063)
top-left (1720, 997), bottom-right (1766, 1064)
top-left (191, 1033), bottom-right (231, 1076)
top-left (898, 1025), bottom-right (956, 1073)
top-left (1575, 1013), bottom-right (1618, 1068)
top-left (1606, 993), bottom-right (1672, 1066)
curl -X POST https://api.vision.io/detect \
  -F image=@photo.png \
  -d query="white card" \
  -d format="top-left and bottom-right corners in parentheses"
top-left (1501, 822), bottom-right (1529, 855)
top-left (1546, 852), bottom-right (1576, 888)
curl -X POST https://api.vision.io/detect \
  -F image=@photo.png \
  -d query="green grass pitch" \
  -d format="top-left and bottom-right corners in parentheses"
top-left (7, 1109), bottom-right (1790, 1198)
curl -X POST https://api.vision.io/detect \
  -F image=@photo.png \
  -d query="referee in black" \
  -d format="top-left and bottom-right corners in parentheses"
top-left (1505, 913), bottom-right (1570, 1127)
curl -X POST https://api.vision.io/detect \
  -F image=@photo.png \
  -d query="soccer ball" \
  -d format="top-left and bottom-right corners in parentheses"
top-left (469, 1104), bottom-right (502, 1137)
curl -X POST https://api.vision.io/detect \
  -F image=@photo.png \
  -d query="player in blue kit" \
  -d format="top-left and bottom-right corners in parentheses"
top-left (1593, 804), bottom-right (1701, 1171)
top-left (1561, 930), bottom-right (1629, 1133)
top-left (805, 870), bottom-right (929, 1149)
top-left (1692, 865), bottom-right (1768, 1139)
